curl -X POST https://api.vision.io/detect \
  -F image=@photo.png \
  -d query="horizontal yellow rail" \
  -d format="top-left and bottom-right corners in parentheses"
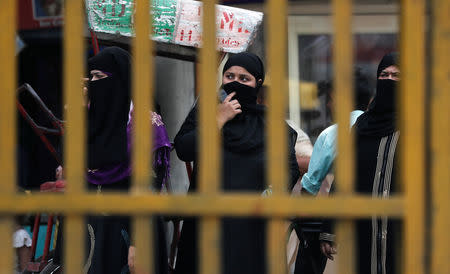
top-left (0, 194), bottom-right (404, 217)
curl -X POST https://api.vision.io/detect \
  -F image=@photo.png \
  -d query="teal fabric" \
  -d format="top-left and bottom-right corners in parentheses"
top-left (25, 224), bottom-right (55, 259)
top-left (301, 110), bottom-right (363, 194)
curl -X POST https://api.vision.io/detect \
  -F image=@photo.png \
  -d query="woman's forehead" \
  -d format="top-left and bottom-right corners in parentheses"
top-left (382, 65), bottom-right (400, 72)
top-left (223, 65), bottom-right (254, 77)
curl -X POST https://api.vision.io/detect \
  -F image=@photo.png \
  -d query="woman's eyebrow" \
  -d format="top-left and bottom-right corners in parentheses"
top-left (102, 71), bottom-right (113, 76)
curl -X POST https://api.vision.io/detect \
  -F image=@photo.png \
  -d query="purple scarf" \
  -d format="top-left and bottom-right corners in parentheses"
top-left (87, 111), bottom-right (172, 188)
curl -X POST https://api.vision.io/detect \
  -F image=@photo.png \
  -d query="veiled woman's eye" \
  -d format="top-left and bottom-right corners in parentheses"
top-left (91, 71), bottom-right (108, 81)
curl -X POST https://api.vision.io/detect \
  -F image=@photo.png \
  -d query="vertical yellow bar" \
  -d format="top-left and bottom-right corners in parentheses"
top-left (133, 217), bottom-right (153, 274)
top-left (200, 217), bottom-right (220, 274)
top-left (0, 0), bottom-right (16, 196)
top-left (133, 0), bottom-right (152, 193)
top-left (132, 0), bottom-right (153, 272)
top-left (0, 6), bottom-right (16, 271)
top-left (0, 218), bottom-right (13, 273)
top-left (266, 0), bottom-right (288, 273)
top-left (64, 0), bottom-right (85, 273)
top-left (198, 0), bottom-right (219, 194)
top-left (64, 215), bottom-right (84, 273)
top-left (333, 0), bottom-right (353, 194)
top-left (332, 0), bottom-right (355, 274)
top-left (267, 0), bottom-right (287, 195)
top-left (268, 219), bottom-right (287, 274)
top-left (335, 221), bottom-right (355, 274)
top-left (199, 1), bottom-right (220, 274)
top-left (400, 1), bottom-right (425, 274)
top-left (0, 7), bottom-right (17, 269)
top-left (0, 0), bottom-right (14, 260)
top-left (430, 0), bottom-right (450, 273)
top-left (0, 0), bottom-right (17, 268)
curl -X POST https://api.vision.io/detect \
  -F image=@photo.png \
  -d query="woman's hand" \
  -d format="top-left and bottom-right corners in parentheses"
top-left (56, 165), bottom-right (64, 180)
top-left (128, 246), bottom-right (136, 273)
top-left (320, 241), bottom-right (337, 260)
top-left (82, 77), bottom-right (89, 107)
top-left (217, 92), bottom-right (242, 130)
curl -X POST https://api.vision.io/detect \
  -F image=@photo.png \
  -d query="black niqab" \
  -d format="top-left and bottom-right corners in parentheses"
top-left (223, 81), bottom-right (258, 105)
top-left (87, 47), bottom-right (131, 169)
top-left (222, 52), bottom-right (265, 108)
top-left (355, 52), bottom-right (399, 137)
top-left (376, 52), bottom-right (399, 77)
top-left (223, 52), bottom-right (265, 85)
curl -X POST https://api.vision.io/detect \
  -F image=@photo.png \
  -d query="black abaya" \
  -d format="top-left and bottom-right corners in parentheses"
top-left (174, 105), bottom-right (300, 274)
top-left (353, 52), bottom-right (401, 274)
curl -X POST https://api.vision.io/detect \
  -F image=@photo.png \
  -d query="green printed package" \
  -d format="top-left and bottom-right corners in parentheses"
top-left (85, 0), bottom-right (177, 41)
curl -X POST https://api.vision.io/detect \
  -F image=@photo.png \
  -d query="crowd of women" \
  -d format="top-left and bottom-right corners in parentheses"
top-left (15, 45), bottom-right (401, 274)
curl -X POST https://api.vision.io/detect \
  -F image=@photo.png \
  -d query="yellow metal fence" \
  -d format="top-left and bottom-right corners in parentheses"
top-left (0, 0), bottom-right (449, 273)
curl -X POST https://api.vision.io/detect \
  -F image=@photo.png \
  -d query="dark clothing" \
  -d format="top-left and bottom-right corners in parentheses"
top-left (174, 106), bottom-right (300, 274)
top-left (84, 47), bottom-right (133, 274)
top-left (87, 47), bottom-right (131, 169)
top-left (356, 52), bottom-right (399, 137)
top-left (54, 176), bottom-right (169, 274)
top-left (353, 53), bottom-right (401, 274)
top-left (354, 131), bottom-right (400, 274)
top-left (86, 216), bottom-right (168, 274)
top-left (86, 178), bottom-right (131, 274)
top-left (292, 220), bottom-right (327, 274)
top-left (53, 47), bottom-right (168, 274)
top-left (294, 236), bottom-right (327, 274)
top-left (355, 134), bottom-right (397, 194)
top-left (86, 179), bottom-right (168, 274)
top-left (175, 105), bottom-right (299, 191)
top-left (86, 215), bottom-right (130, 274)
top-left (355, 79), bottom-right (398, 137)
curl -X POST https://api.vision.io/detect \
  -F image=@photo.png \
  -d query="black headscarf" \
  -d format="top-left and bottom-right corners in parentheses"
top-left (223, 52), bottom-right (265, 84)
top-left (87, 46), bottom-right (131, 169)
top-left (355, 52), bottom-right (399, 137)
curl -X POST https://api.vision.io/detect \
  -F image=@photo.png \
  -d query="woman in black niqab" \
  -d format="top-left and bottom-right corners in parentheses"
top-left (355, 52), bottom-right (399, 137)
top-left (87, 46), bottom-right (131, 170)
top-left (84, 47), bottom-right (168, 274)
top-left (354, 52), bottom-right (401, 274)
top-left (220, 52), bottom-right (267, 153)
top-left (174, 52), bottom-right (300, 274)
